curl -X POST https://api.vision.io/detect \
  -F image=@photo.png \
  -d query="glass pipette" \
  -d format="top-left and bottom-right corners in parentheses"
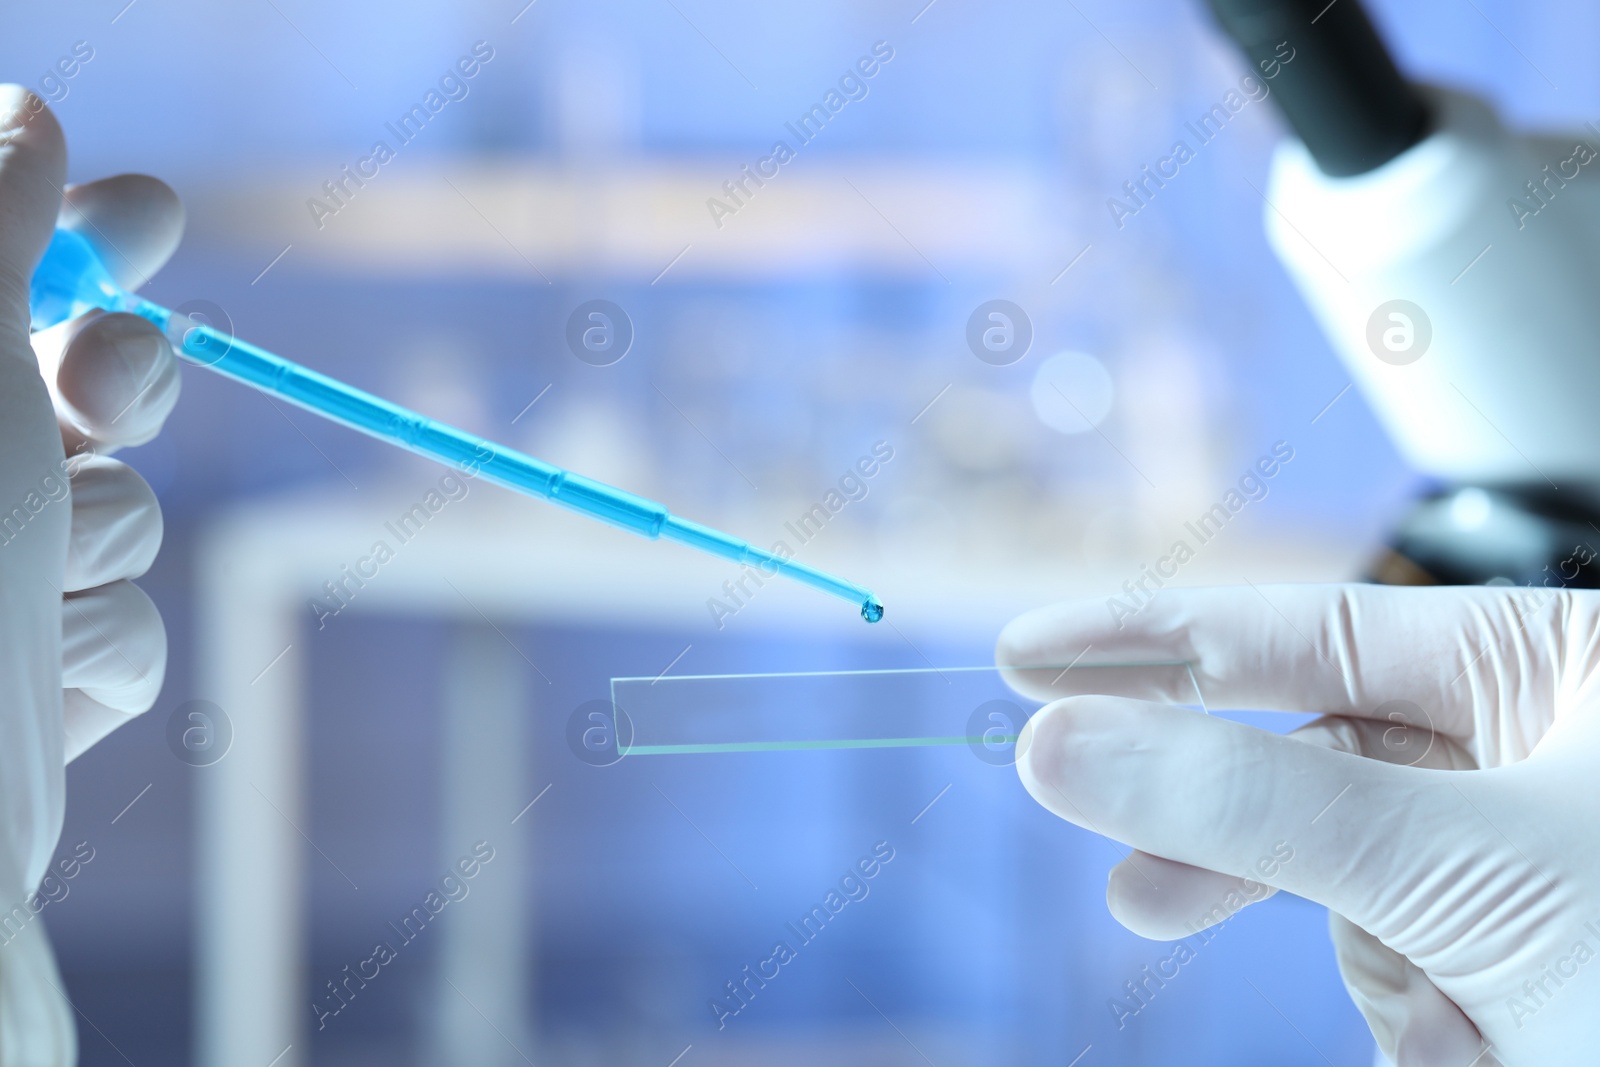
top-left (29, 228), bottom-right (885, 624)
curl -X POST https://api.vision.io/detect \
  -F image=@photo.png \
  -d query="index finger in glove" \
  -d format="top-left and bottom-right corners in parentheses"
top-left (31, 174), bottom-right (186, 451)
top-left (58, 173), bottom-right (183, 293)
top-left (998, 583), bottom-right (1568, 750)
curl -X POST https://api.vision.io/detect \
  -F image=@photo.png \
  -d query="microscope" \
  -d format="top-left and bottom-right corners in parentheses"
top-left (1207, 0), bottom-right (1600, 589)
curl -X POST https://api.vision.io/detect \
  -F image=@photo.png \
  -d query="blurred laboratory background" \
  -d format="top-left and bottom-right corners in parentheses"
top-left (6, 0), bottom-right (1597, 1064)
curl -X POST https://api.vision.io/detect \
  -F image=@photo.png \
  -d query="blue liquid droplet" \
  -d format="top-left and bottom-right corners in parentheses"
top-left (861, 599), bottom-right (884, 624)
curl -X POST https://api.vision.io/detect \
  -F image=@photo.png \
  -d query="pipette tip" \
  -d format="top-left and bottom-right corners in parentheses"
top-left (861, 598), bottom-right (884, 624)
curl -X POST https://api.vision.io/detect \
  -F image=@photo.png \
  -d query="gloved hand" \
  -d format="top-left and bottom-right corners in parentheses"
top-left (999, 582), bottom-right (1600, 1067)
top-left (0, 86), bottom-right (180, 1064)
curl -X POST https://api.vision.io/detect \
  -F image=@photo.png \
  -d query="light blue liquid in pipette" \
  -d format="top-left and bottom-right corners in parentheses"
top-left (30, 228), bottom-right (884, 624)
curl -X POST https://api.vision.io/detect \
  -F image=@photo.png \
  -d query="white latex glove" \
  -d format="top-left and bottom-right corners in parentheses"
top-left (0, 86), bottom-right (180, 1064)
top-left (999, 582), bottom-right (1600, 1067)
